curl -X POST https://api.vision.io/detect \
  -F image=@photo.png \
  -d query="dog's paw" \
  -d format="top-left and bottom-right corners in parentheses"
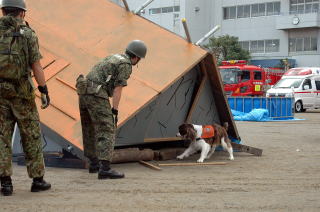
top-left (229, 156), bottom-right (234, 161)
top-left (177, 155), bottom-right (184, 160)
top-left (197, 159), bottom-right (204, 163)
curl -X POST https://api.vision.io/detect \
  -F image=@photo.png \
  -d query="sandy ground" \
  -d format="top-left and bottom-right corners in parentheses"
top-left (1, 110), bottom-right (320, 212)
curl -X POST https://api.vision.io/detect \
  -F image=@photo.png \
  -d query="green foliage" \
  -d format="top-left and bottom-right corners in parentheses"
top-left (203, 35), bottom-right (251, 65)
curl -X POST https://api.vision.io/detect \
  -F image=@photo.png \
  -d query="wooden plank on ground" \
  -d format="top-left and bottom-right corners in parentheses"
top-left (231, 143), bottom-right (263, 156)
top-left (144, 137), bottom-right (183, 143)
top-left (139, 161), bottom-right (162, 171)
top-left (158, 162), bottom-right (227, 167)
top-left (156, 148), bottom-right (186, 161)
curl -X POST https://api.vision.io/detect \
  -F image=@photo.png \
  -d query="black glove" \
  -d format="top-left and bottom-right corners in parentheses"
top-left (112, 108), bottom-right (118, 127)
top-left (38, 85), bottom-right (50, 109)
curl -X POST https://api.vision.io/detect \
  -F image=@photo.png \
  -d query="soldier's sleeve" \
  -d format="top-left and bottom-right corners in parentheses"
top-left (114, 63), bottom-right (132, 87)
top-left (27, 30), bottom-right (42, 65)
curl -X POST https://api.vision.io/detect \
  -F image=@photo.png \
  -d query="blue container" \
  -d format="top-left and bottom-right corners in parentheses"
top-left (227, 97), bottom-right (294, 120)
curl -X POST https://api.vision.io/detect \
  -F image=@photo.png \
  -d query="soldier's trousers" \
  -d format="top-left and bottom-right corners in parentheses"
top-left (0, 97), bottom-right (45, 178)
top-left (78, 94), bottom-right (115, 162)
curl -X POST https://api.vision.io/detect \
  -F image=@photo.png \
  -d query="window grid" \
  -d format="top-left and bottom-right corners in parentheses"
top-left (239, 39), bottom-right (280, 53)
top-left (290, 0), bottom-right (319, 14)
top-left (149, 6), bottom-right (180, 15)
top-left (223, 1), bottom-right (280, 20)
top-left (289, 37), bottom-right (318, 52)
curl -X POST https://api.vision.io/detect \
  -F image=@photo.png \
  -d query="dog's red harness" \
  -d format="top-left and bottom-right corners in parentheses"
top-left (201, 125), bottom-right (214, 138)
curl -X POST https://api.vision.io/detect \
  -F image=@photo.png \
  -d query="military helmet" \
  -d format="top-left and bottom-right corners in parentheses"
top-left (126, 40), bottom-right (147, 58)
top-left (1, 0), bottom-right (27, 11)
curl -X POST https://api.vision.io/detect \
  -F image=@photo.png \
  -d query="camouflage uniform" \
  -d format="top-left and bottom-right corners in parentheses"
top-left (77, 54), bottom-right (132, 162)
top-left (0, 16), bottom-right (45, 178)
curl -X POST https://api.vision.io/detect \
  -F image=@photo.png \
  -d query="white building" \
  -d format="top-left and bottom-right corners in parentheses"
top-left (111, 0), bottom-right (320, 67)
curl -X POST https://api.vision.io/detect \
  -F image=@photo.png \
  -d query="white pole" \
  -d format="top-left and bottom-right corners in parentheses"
top-left (134, 0), bottom-right (155, 14)
top-left (195, 25), bottom-right (221, 46)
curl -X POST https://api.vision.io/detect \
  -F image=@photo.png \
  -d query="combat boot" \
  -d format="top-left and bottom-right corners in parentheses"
top-left (31, 176), bottom-right (51, 192)
top-left (88, 158), bottom-right (99, 173)
top-left (98, 160), bottom-right (125, 179)
top-left (1, 176), bottom-right (13, 196)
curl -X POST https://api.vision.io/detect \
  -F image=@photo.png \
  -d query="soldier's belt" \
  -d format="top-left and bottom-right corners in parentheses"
top-left (86, 79), bottom-right (109, 99)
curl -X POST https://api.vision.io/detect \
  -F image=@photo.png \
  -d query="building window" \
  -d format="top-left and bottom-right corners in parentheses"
top-left (149, 8), bottom-right (161, 14)
top-left (162, 7), bottom-right (173, 13)
top-left (251, 3), bottom-right (267, 17)
top-left (267, 2), bottom-right (281, 15)
top-left (290, 0), bottom-right (319, 14)
top-left (237, 5), bottom-right (251, 18)
top-left (250, 40), bottom-right (265, 53)
top-left (265, 39), bottom-right (280, 52)
top-left (240, 39), bottom-right (280, 53)
top-left (149, 6), bottom-right (180, 15)
top-left (239, 41), bottom-right (250, 51)
top-left (223, 2), bottom-right (280, 19)
top-left (311, 37), bottom-right (318, 51)
top-left (289, 38), bottom-right (296, 52)
top-left (289, 37), bottom-right (318, 52)
top-left (223, 6), bottom-right (237, 19)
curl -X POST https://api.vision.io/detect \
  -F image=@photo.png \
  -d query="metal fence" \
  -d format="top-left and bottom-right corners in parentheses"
top-left (228, 97), bottom-right (294, 120)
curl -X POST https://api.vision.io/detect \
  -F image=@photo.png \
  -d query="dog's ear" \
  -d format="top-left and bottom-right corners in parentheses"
top-left (178, 124), bottom-right (187, 136)
top-left (186, 126), bottom-right (196, 141)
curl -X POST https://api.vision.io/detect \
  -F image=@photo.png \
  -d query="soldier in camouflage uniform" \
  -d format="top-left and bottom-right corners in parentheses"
top-left (0, 0), bottom-right (51, 196)
top-left (76, 40), bottom-right (147, 179)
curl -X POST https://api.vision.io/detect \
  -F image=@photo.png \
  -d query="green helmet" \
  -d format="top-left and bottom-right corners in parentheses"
top-left (1, 0), bottom-right (27, 11)
top-left (126, 40), bottom-right (147, 58)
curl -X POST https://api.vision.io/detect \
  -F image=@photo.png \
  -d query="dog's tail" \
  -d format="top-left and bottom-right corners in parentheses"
top-left (223, 122), bottom-right (229, 131)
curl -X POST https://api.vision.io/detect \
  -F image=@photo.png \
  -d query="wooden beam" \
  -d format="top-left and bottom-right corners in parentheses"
top-left (181, 18), bottom-right (192, 43)
top-left (202, 54), bottom-right (240, 140)
top-left (144, 137), bottom-right (183, 143)
top-left (112, 148), bottom-right (154, 163)
top-left (139, 161), bottom-right (162, 171)
top-left (56, 77), bottom-right (77, 91)
top-left (231, 143), bottom-right (263, 156)
top-left (186, 63), bottom-right (207, 123)
top-left (121, 0), bottom-right (130, 11)
top-left (158, 162), bottom-right (227, 167)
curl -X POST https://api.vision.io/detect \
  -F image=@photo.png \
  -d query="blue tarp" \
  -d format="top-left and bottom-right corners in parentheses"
top-left (231, 108), bottom-right (303, 122)
top-left (232, 108), bottom-right (271, 121)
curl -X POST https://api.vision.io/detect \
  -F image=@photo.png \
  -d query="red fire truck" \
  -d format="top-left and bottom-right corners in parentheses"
top-left (219, 60), bottom-right (283, 96)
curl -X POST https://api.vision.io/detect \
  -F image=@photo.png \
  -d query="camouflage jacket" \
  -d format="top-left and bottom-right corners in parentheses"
top-left (86, 54), bottom-right (132, 97)
top-left (0, 16), bottom-right (42, 99)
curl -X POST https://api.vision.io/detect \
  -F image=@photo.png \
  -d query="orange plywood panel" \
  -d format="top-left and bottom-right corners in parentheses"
top-left (26, 0), bottom-right (133, 51)
top-left (40, 47), bottom-right (56, 68)
top-left (43, 59), bottom-right (70, 81)
top-left (92, 15), bottom-right (206, 92)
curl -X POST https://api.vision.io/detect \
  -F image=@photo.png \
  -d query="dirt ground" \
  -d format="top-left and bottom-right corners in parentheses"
top-left (1, 110), bottom-right (320, 212)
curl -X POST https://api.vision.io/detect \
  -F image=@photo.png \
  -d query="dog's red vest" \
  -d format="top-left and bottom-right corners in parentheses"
top-left (201, 125), bottom-right (214, 138)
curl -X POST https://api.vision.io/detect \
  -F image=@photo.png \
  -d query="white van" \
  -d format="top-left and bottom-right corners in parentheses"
top-left (266, 67), bottom-right (320, 112)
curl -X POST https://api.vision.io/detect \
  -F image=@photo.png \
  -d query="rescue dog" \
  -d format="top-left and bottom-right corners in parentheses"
top-left (176, 122), bottom-right (234, 163)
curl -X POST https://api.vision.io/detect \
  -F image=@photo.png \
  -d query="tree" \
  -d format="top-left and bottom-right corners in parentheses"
top-left (203, 35), bottom-right (250, 65)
